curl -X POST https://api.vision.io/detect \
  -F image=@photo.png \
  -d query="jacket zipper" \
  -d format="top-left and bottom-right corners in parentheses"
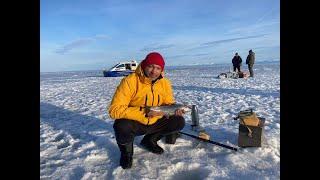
top-left (147, 80), bottom-right (160, 125)
top-left (158, 95), bottom-right (160, 106)
top-left (145, 94), bottom-right (150, 125)
top-left (144, 95), bottom-right (148, 111)
top-left (151, 84), bottom-right (154, 106)
top-left (147, 84), bottom-right (156, 126)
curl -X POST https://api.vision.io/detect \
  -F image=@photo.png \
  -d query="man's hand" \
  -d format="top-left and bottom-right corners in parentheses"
top-left (175, 109), bottom-right (185, 116)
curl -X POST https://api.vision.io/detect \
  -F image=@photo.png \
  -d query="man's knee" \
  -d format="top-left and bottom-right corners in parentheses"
top-left (113, 119), bottom-right (136, 144)
top-left (113, 119), bottom-right (134, 135)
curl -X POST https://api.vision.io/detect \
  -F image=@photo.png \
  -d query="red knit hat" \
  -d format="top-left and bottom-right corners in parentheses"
top-left (141, 52), bottom-right (165, 70)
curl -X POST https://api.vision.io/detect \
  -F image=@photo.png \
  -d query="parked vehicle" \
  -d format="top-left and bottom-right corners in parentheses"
top-left (103, 60), bottom-right (138, 77)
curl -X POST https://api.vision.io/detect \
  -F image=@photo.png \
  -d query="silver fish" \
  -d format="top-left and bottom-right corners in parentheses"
top-left (146, 103), bottom-right (192, 116)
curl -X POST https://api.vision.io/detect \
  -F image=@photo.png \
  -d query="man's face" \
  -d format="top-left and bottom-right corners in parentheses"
top-left (144, 64), bottom-right (162, 81)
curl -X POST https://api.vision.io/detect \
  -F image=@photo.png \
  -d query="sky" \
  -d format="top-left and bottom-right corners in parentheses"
top-left (40, 0), bottom-right (280, 72)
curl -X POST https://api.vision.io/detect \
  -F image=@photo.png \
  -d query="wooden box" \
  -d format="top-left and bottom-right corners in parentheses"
top-left (238, 117), bottom-right (265, 147)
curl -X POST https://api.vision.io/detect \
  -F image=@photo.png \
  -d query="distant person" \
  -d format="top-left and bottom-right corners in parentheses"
top-left (232, 52), bottom-right (242, 72)
top-left (108, 52), bottom-right (186, 169)
top-left (246, 49), bottom-right (255, 77)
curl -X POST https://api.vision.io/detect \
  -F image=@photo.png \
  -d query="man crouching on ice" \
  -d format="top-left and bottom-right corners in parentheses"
top-left (108, 52), bottom-right (185, 169)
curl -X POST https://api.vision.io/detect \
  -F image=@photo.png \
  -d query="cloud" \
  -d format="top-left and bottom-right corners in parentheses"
top-left (140, 44), bottom-right (175, 52)
top-left (227, 21), bottom-right (279, 35)
top-left (168, 53), bottom-right (209, 59)
top-left (255, 6), bottom-right (279, 24)
top-left (94, 34), bottom-right (110, 40)
top-left (201, 34), bottom-right (267, 47)
top-left (55, 35), bottom-right (109, 54)
top-left (184, 34), bottom-right (268, 52)
top-left (251, 46), bottom-right (279, 50)
top-left (55, 38), bottom-right (94, 54)
top-left (167, 54), bottom-right (190, 59)
top-left (192, 53), bottom-right (210, 57)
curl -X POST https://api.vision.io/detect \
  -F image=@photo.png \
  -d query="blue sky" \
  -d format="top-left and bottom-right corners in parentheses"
top-left (41, 0), bottom-right (280, 72)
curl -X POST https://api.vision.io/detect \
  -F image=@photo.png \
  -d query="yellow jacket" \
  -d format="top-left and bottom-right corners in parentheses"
top-left (108, 63), bottom-right (175, 125)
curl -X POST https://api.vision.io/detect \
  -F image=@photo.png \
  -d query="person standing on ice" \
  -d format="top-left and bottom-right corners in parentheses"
top-left (109, 52), bottom-right (186, 169)
top-left (246, 49), bottom-right (255, 77)
top-left (231, 52), bottom-right (242, 72)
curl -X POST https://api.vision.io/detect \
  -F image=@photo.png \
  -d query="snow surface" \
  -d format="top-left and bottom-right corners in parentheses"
top-left (40, 62), bottom-right (280, 180)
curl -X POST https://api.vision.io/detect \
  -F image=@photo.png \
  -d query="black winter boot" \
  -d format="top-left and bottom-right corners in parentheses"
top-left (118, 142), bottom-right (133, 169)
top-left (140, 133), bottom-right (164, 154)
top-left (165, 132), bottom-right (181, 144)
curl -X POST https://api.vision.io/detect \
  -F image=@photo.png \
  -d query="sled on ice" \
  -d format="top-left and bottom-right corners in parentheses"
top-left (217, 70), bottom-right (249, 79)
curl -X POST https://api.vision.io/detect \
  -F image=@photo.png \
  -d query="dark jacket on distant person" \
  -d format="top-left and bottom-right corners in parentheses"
top-left (246, 51), bottom-right (255, 65)
top-left (232, 55), bottom-right (242, 66)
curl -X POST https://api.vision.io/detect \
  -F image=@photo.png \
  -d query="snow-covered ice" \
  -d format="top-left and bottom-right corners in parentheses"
top-left (40, 62), bottom-right (280, 179)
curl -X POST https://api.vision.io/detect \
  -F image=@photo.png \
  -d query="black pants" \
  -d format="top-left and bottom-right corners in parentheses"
top-left (113, 116), bottom-right (185, 144)
top-left (248, 64), bottom-right (254, 77)
top-left (233, 65), bottom-right (240, 72)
